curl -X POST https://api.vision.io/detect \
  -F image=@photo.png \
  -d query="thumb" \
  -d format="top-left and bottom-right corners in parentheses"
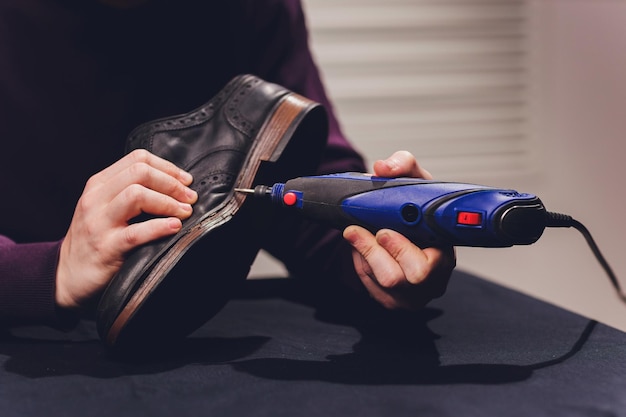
top-left (373, 150), bottom-right (433, 179)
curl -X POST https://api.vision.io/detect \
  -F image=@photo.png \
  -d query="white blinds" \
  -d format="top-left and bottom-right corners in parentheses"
top-left (302, 0), bottom-right (533, 179)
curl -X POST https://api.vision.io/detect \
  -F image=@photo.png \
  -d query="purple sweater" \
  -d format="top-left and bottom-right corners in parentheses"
top-left (0, 0), bottom-right (366, 327)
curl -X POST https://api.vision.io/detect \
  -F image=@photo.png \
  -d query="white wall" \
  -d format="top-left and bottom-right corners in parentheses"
top-left (459, 0), bottom-right (626, 331)
top-left (251, 0), bottom-right (626, 332)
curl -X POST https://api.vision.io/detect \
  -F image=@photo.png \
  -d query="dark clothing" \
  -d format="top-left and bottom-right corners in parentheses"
top-left (0, 0), bottom-right (365, 327)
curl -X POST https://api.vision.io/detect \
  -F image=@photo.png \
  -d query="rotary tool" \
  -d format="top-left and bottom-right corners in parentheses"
top-left (238, 172), bottom-right (561, 247)
top-left (236, 172), bottom-right (624, 300)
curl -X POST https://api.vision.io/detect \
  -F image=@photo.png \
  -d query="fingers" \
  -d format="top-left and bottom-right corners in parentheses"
top-left (107, 184), bottom-right (193, 225)
top-left (55, 150), bottom-right (198, 309)
top-left (344, 226), bottom-right (428, 286)
top-left (344, 226), bottom-right (407, 309)
top-left (117, 217), bottom-right (184, 250)
top-left (344, 226), bottom-right (405, 287)
top-left (91, 152), bottom-right (197, 207)
top-left (78, 150), bottom-right (197, 226)
top-left (350, 250), bottom-right (407, 310)
top-left (375, 229), bottom-right (432, 285)
top-left (373, 150), bottom-right (433, 180)
top-left (344, 225), bottom-right (454, 310)
top-left (112, 162), bottom-right (197, 206)
top-left (94, 151), bottom-right (197, 251)
top-left (92, 149), bottom-right (193, 187)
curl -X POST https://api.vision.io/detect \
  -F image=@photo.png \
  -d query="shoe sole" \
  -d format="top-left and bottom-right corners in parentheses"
top-left (104, 92), bottom-right (322, 348)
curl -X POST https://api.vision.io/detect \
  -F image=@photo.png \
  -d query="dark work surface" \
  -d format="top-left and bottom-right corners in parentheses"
top-left (1, 270), bottom-right (625, 417)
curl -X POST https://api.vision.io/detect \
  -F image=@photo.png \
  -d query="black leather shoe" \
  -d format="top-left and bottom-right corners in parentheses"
top-left (96, 74), bottom-right (328, 354)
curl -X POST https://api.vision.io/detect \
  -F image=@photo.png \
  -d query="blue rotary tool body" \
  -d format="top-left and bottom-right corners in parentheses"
top-left (238, 172), bottom-right (625, 301)
top-left (239, 172), bottom-right (548, 248)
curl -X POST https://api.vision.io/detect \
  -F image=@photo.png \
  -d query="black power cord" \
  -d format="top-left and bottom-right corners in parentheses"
top-left (546, 212), bottom-right (626, 304)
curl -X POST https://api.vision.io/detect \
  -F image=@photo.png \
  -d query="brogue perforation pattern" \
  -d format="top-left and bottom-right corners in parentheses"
top-left (125, 75), bottom-right (257, 152)
top-left (195, 172), bottom-right (235, 190)
top-left (224, 76), bottom-right (262, 138)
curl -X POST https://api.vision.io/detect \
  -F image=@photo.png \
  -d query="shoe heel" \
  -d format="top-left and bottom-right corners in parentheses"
top-left (238, 92), bottom-right (328, 192)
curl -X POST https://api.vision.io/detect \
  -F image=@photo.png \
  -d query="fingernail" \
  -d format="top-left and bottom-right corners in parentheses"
top-left (376, 230), bottom-right (391, 246)
top-left (185, 187), bottom-right (198, 201)
top-left (383, 158), bottom-right (398, 171)
top-left (179, 202), bottom-right (193, 212)
top-left (343, 226), bottom-right (358, 244)
top-left (168, 218), bottom-right (183, 231)
top-left (181, 170), bottom-right (193, 183)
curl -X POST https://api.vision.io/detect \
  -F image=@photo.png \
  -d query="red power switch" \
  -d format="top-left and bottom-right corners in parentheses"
top-left (283, 192), bottom-right (298, 206)
top-left (457, 211), bottom-right (482, 226)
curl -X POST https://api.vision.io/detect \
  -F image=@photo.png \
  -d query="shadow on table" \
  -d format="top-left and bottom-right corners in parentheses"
top-left (0, 326), bottom-right (270, 378)
top-left (230, 279), bottom-right (598, 385)
top-left (231, 318), bottom-right (597, 385)
top-left (0, 278), bottom-right (596, 385)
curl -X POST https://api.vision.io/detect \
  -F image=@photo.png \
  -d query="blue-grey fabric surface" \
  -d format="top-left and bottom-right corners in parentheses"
top-left (1, 270), bottom-right (625, 417)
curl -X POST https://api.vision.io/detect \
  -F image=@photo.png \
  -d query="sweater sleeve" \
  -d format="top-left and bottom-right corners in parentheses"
top-left (0, 236), bottom-right (77, 328)
top-left (249, 0), bottom-right (369, 294)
